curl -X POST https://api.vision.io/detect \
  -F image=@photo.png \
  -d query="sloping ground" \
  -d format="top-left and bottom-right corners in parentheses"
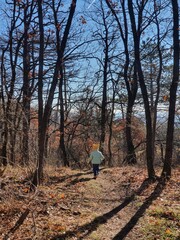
top-left (0, 165), bottom-right (179, 240)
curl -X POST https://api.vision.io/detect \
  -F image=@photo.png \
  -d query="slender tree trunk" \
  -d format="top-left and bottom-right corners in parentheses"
top-left (100, 52), bottom-right (108, 153)
top-left (59, 65), bottom-right (69, 167)
top-left (100, 1), bottom-right (108, 153)
top-left (137, 59), bottom-right (155, 178)
top-left (22, 9), bottom-right (31, 166)
top-left (9, 130), bottom-right (16, 164)
top-left (32, 0), bottom-right (77, 185)
top-left (151, 8), bottom-right (163, 168)
top-left (32, 0), bottom-right (45, 186)
top-left (105, 0), bottom-right (137, 165)
top-left (0, 50), bottom-right (8, 166)
top-left (128, 0), bottom-right (155, 178)
top-left (3, 42), bottom-right (17, 166)
top-left (162, 0), bottom-right (179, 178)
top-left (125, 65), bottom-right (138, 164)
top-left (108, 73), bottom-right (116, 167)
top-left (125, 104), bottom-right (136, 164)
top-left (1, 124), bottom-right (8, 166)
top-left (56, 0), bottom-right (77, 167)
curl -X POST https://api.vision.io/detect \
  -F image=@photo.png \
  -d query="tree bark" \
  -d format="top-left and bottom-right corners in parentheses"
top-left (22, 6), bottom-right (31, 166)
top-left (33, 0), bottom-right (77, 185)
top-left (57, 0), bottom-right (77, 167)
top-left (162, 0), bottom-right (179, 178)
top-left (32, 0), bottom-right (45, 186)
top-left (128, 0), bottom-right (155, 178)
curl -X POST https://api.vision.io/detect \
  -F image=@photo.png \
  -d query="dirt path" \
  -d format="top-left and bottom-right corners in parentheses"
top-left (0, 166), bottom-right (179, 240)
top-left (41, 167), bottom-right (180, 240)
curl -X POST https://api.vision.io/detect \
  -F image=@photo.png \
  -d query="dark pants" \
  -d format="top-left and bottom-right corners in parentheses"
top-left (93, 164), bottom-right (100, 177)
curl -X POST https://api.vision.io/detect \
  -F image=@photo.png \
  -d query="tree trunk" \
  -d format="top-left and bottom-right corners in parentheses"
top-left (33, 0), bottom-right (77, 185)
top-left (1, 128), bottom-right (8, 166)
top-left (124, 65), bottom-right (138, 164)
top-left (32, 0), bottom-right (45, 186)
top-left (125, 104), bottom-right (136, 164)
top-left (105, 0), bottom-right (137, 165)
top-left (57, 1), bottom-right (77, 167)
top-left (108, 76), bottom-right (116, 167)
top-left (58, 65), bottom-right (69, 167)
top-left (22, 8), bottom-right (31, 166)
top-left (0, 50), bottom-right (7, 166)
top-left (100, 1), bottom-right (108, 153)
top-left (128, 0), bottom-right (155, 178)
top-left (162, 0), bottom-right (179, 178)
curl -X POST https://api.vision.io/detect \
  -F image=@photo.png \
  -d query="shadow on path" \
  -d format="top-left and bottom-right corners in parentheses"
top-left (113, 180), bottom-right (166, 239)
top-left (51, 178), bottom-right (159, 240)
top-left (65, 177), bottom-right (93, 186)
top-left (48, 167), bottom-right (107, 185)
top-left (48, 170), bottom-right (92, 185)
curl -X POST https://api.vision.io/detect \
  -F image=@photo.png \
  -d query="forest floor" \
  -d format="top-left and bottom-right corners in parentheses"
top-left (0, 165), bottom-right (179, 240)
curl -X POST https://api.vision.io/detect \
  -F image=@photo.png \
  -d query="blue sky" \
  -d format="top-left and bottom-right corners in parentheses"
top-left (0, 0), bottom-right (93, 33)
top-left (0, 0), bottom-right (6, 34)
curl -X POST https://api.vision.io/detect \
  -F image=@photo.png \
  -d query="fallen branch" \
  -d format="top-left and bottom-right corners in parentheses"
top-left (3, 208), bottom-right (30, 240)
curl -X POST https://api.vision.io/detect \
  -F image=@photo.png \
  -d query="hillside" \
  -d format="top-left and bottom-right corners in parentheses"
top-left (0, 165), bottom-right (179, 240)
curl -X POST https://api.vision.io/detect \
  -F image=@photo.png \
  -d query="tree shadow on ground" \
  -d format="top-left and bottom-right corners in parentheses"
top-left (47, 170), bottom-right (92, 185)
top-left (65, 177), bottom-right (93, 186)
top-left (63, 168), bottom-right (107, 186)
top-left (112, 180), bottom-right (166, 239)
top-left (47, 167), bottom-right (106, 186)
top-left (51, 178), bottom-right (165, 240)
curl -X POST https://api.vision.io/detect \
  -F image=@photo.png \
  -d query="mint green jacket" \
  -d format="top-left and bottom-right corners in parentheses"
top-left (90, 150), bottom-right (104, 164)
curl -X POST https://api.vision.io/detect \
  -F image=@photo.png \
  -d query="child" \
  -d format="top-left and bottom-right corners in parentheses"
top-left (89, 144), bottom-right (104, 179)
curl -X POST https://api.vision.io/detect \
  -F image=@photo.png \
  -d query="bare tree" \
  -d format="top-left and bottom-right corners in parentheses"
top-left (127, 0), bottom-right (156, 178)
top-left (22, 1), bottom-right (37, 165)
top-left (105, 0), bottom-right (138, 164)
top-left (0, 1), bottom-right (26, 165)
top-left (32, 0), bottom-right (77, 186)
top-left (162, 0), bottom-right (179, 178)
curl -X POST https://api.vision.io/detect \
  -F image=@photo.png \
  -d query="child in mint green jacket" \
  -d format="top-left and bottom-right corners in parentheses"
top-left (89, 147), bottom-right (104, 179)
